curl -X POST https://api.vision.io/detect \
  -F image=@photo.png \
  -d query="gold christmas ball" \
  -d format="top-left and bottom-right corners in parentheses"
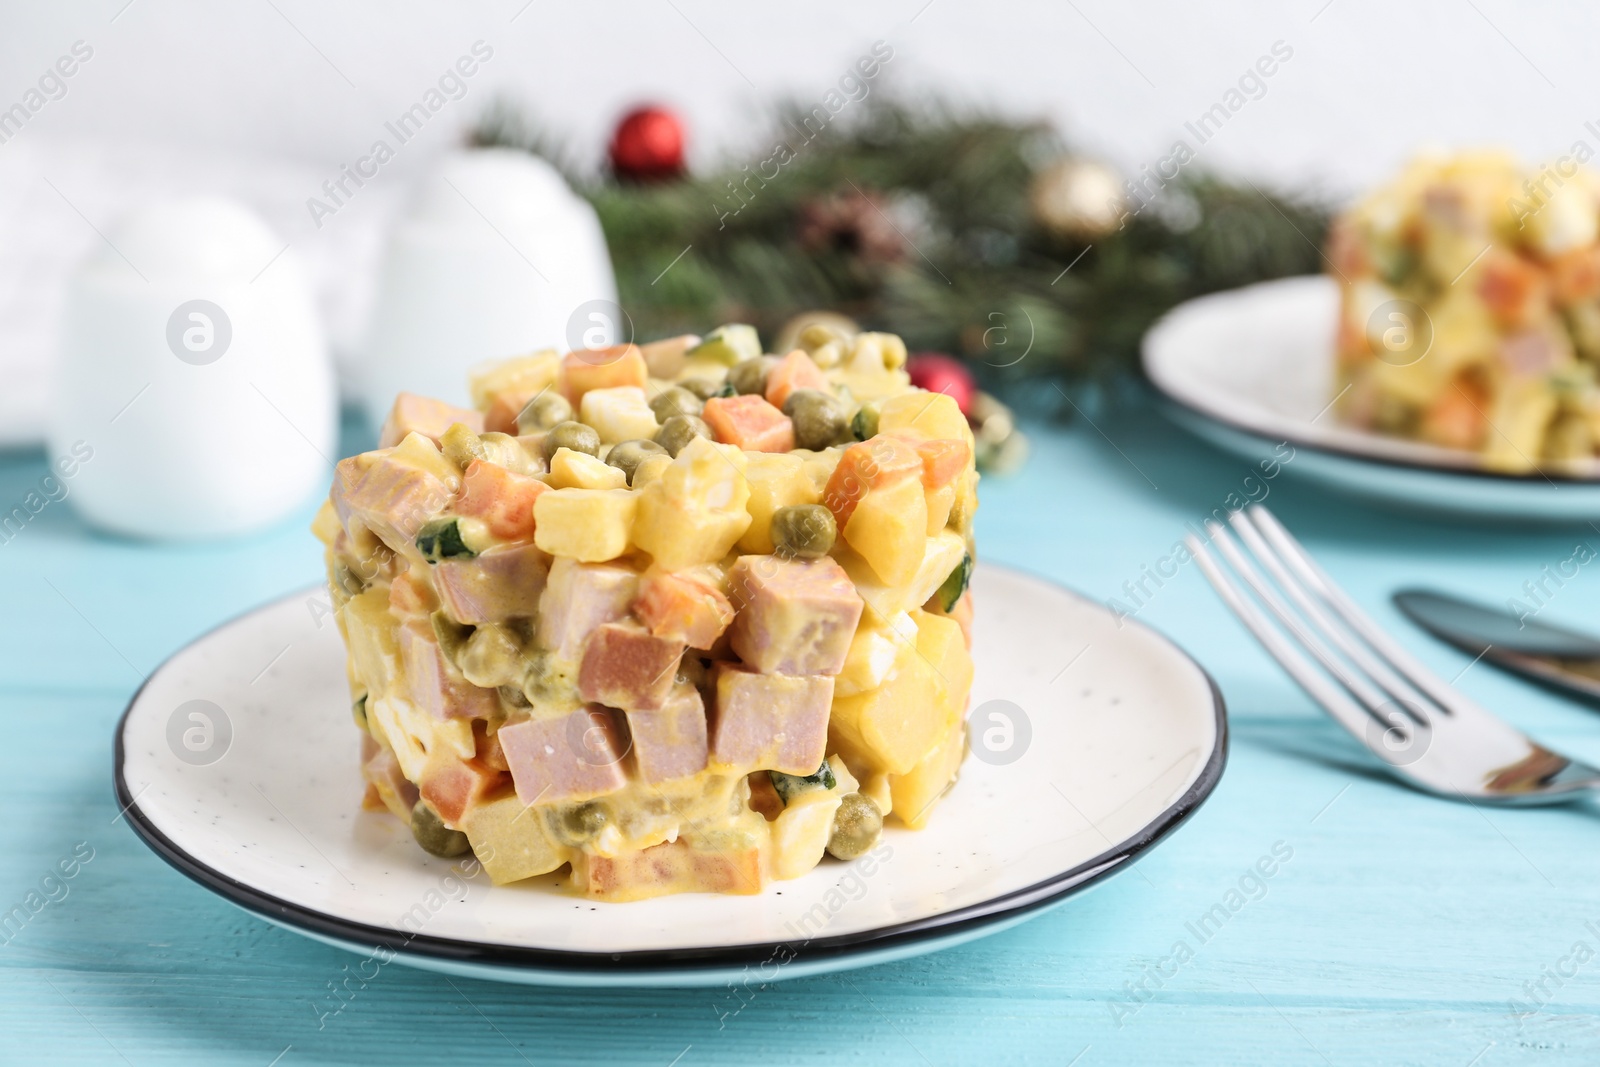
top-left (1030, 159), bottom-right (1126, 240)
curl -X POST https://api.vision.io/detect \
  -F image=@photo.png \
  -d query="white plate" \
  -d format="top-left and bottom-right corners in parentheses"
top-left (1143, 275), bottom-right (1600, 521)
top-left (116, 565), bottom-right (1225, 987)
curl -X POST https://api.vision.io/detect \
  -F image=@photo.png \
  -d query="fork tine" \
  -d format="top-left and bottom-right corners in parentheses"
top-left (1247, 505), bottom-right (1465, 715)
top-left (1201, 519), bottom-right (1398, 720)
top-left (1228, 510), bottom-right (1439, 725)
top-left (1184, 531), bottom-right (1382, 742)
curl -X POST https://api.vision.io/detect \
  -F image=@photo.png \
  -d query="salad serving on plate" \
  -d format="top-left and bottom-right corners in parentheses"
top-left (316, 323), bottom-right (979, 902)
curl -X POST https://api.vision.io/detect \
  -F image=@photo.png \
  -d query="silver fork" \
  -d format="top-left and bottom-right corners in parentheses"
top-left (1187, 505), bottom-right (1600, 805)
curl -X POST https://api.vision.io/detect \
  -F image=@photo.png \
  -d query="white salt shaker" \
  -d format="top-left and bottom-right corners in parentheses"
top-left (359, 148), bottom-right (617, 415)
top-left (48, 197), bottom-right (335, 540)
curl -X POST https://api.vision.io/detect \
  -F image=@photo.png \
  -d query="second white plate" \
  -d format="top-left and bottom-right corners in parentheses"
top-left (1143, 275), bottom-right (1600, 521)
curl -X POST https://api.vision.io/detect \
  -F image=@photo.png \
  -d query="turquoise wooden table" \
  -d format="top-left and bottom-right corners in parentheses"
top-left (4, 402), bottom-right (1599, 1066)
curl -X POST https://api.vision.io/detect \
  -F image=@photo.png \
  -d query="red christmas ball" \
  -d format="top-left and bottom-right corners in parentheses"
top-left (907, 353), bottom-right (976, 416)
top-left (609, 106), bottom-right (686, 182)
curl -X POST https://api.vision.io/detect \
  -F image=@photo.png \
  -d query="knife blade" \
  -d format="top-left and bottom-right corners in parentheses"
top-left (1393, 588), bottom-right (1600, 705)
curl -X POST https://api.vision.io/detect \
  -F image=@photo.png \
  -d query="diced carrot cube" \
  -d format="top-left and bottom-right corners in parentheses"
top-left (914, 438), bottom-right (971, 490)
top-left (420, 755), bottom-right (508, 825)
top-left (559, 346), bottom-right (648, 405)
top-left (1478, 253), bottom-right (1548, 327)
top-left (702, 395), bottom-right (795, 452)
top-left (455, 460), bottom-right (548, 541)
top-left (764, 349), bottom-right (828, 410)
top-left (1550, 246), bottom-right (1600, 305)
top-left (634, 572), bottom-right (735, 650)
top-left (822, 435), bottom-right (924, 528)
top-left (1420, 375), bottom-right (1489, 451)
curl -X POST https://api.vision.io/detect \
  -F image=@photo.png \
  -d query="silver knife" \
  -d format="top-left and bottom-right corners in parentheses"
top-left (1393, 588), bottom-right (1600, 705)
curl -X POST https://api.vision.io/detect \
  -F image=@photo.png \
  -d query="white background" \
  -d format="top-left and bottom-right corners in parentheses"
top-left (4, 0), bottom-right (1599, 199)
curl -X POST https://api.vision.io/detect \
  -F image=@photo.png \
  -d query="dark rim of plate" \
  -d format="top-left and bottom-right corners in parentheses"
top-left (113, 567), bottom-right (1229, 976)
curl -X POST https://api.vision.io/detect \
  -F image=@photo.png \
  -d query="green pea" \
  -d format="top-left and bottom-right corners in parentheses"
top-left (826, 792), bottom-right (882, 861)
top-left (649, 386), bottom-right (703, 422)
top-left (457, 623), bottom-right (524, 688)
top-left (540, 421), bottom-right (600, 462)
top-left (678, 377), bottom-right (735, 401)
top-left (851, 402), bottom-right (880, 441)
top-left (606, 438), bottom-right (668, 484)
top-left (516, 392), bottom-right (573, 433)
top-left (439, 422), bottom-right (486, 471)
top-left (548, 801), bottom-right (609, 846)
top-left (728, 356), bottom-right (780, 396)
top-left (784, 389), bottom-right (851, 450)
top-left (771, 504), bottom-right (836, 559)
top-left (411, 800), bottom-right (471, 858)
top-left (654, 414), bottom-right (712, 457)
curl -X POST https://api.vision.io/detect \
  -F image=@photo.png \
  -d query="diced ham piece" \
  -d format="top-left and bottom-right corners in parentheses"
top-left (455, 460), bottom-right (548, 541)
top-left (578, 621), bottom-right (685, 711)
top-left (433, 542), bottom-right (550, 624)
top-left (379, 392), bottom-right (483, 449)
top-left (560, 346), bottom-right (648, 405)
top-left (764, 349), bottom-right (828, 410)
top-left (702, 395), bottom-right (795, 452)
top-left (420, 755), bottom-right (508, 825)
top-left (726, 556), bottom-right (863, 676)
top-left (498, 705), bottom-right (630, 805)
top-left (398, 620), bottom-right (499, 719)
top-left (710, 665), bottom-right (832, 775)
top-left (361, 734), bottom-right (419, 811)
top-left (580, 837), bottom-right (765, 900)
top-left (633, 572), bottom-right (734, 650)
top-left (624, 684), bottom-right (709, 785)
top-left (483, 390), bottom-right (537, 435)
top-left (335, 453), bottom-right (453, 546)
top-left (536, 558), bottom-right (639, 661)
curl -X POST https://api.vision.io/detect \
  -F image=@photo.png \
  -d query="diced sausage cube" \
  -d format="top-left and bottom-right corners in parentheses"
top-left (398, 620), bottom-right (499, 720)
top-left (579, 837), bottom-right (765, 900)
top-left (536, 558), bottom-right (639, 661)
top-left (578, 621), bottom-right (685, 711)
top-left (633, 572), bottom-right (734, 650)
top-left (434, 542), bottom-right (550, 624)
top-left (420, 755), bottom-right (508, 825)
top-left (379, 392), bottom-right (483, 449)
top-left (727, 556), bottom-right (863, 676)
top-left (624, 683), bottom-right (709, 785)
top-left (709, 664), bottom-right (832, 775)
top-left (336, 454), bottom-right (453, 546)
top-left (498, 705), bottom-right (630, 805)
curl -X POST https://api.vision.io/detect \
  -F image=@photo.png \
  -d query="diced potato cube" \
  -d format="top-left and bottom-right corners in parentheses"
top-left (913, 608), bottom-right (974, 715)
top-left (888, 719), bottom-right (965, 829)
top-left (843, 477), bottom-right (927, 585)
top-left (737, 453), bottom-right (818, 553)
top-left (829, 640), bottom-right (944, 776)
top-left (547, 447), bottom-right (628, 490)
top-left (534, 488), bottom-right (636, 561)
top-left (926, 482), bottom-right (957, 533)
top-left (878, 390), bottom-right (974, 450)
top-left (844, 530), bottom-right (967, 619)
top-left (632, 437), bottom-right (751, 569)
top-left (580, 385), bottom-right (659, 445)
top-left (459, 790), bottom-right (568, 885)
top-left (468, 350), bottom-right (561, 410)
top-left (639, 334), bottom-right (699, 379)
